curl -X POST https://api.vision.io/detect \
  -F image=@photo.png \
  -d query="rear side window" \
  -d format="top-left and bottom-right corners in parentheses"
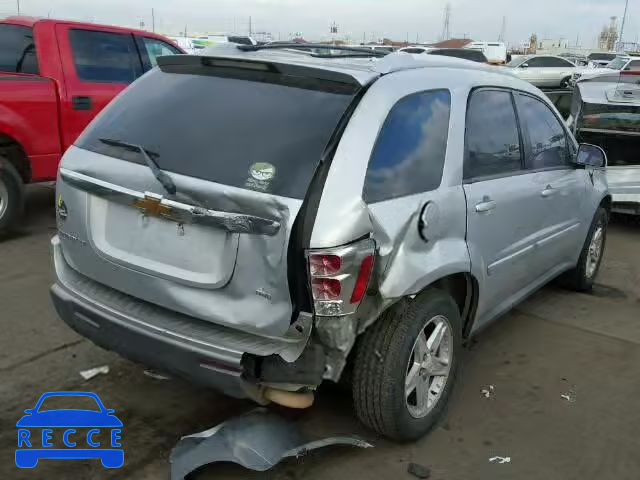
top-left (627, 60), bottom-right (640, 70)
top-left (69, 29), bottom-right (141, 83)
top-left (76, 68), bottom-right (356, 199)
top-left (515, 94), bottom-right (569, 169)
top-left (0, 24), bottom-right (39, 74)
top-left (546, 57), bottom-right (574, 67)
top-left (465, 90), bottom-right (522, 179)
top-left (364, 90), bottom-right (451, 203)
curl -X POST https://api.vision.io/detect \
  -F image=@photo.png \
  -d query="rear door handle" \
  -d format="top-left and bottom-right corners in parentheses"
top-left (72, 96), bottom-right (93, 111)
top-left (541, 185), bottom-right (555, 198)
top-left (475, 198), bottom-right (496, 213)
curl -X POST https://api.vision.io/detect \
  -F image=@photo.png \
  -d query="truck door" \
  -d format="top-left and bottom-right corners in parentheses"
top-left (55, 24), bottom-right (144, 150)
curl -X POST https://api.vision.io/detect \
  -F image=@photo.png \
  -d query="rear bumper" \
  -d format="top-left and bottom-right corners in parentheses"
top-left (50, 237), bottom-right (312, 399)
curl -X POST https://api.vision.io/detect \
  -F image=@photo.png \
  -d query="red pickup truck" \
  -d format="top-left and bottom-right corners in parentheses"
top-left (0, 16), bottom-right (184, 233)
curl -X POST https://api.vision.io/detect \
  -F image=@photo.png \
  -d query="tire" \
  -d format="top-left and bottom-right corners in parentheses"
top-left (560, 76), bottom-right (571, 89)
top-left (561, 207), bottom-right (608, 292)
top-left (0, 156), bottom-right (24, 236)
top-left (352, 289), bottom-right (462, 442)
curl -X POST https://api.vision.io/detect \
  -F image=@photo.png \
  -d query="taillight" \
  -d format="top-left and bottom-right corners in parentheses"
top-left (311, 278), bottom-right (342, 300)
top-left (306, 239), bottom-right (375, 317)
top-left (309, 254), bottom-right (341, 276)
top-left (350, 255), bottom-right (374, 304)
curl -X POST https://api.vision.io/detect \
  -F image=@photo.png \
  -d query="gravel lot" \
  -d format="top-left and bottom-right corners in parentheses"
top-left (1, 185), bottom-right (639, 480)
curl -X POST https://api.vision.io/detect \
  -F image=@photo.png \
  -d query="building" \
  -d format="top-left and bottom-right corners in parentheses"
top-left (430, 38), bottom-right (473, 48)
top-left (599, 16), bottom-right (618, 51)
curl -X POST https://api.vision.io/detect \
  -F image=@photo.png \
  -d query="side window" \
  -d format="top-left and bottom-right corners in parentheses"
top-left (465, 90), bottom-right (522, 179)
top-left (515, 94), bottom-right (569, 169)
top-left (525, 57), bottom-right (546, 67)
top-left (547, 57), bottom-right (574, 67)
top-left (627, 60), bottom-right (640, 70)
top-left (363, 90), bottom-right (451, 204)
top-left (142, 37), bottom-right (182, 68)
top-left (69, 29), bottom-right (141, 83)
top-left (0, 24), bottom-right (39, 74)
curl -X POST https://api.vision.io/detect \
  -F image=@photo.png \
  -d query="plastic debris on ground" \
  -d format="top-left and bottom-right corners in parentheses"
top-left (170, 408), bottom-right (373, 479)
top-left (489, 456), bottom-right (511, 464)
top-left (407, 462), bottom-right (431, 478)
top-left (481, 385), bottom-right (495, 398)
top-left (560, 377), bottom-right (577, 403)
top-left (79, 365), bottom-right (109, 380)
top-left (143, 370), bottom-right (171, 381)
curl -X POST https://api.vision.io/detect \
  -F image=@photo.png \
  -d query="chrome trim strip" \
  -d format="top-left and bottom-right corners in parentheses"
top-left (59, 168), bottom-right (281, 235)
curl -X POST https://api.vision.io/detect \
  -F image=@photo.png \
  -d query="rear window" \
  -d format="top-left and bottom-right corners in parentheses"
top-left (580, 103), bottom-right (640, 135)
top-left (588, 53), bottom-right (617, 61)
top-left (76, 68), bottom-right (356, 199)
top-left (0, 24), bottom-right (39, 74)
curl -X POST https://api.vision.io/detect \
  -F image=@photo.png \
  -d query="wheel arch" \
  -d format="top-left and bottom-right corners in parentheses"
top-left (426, 272), bottom-right (479, 339)
top-left (599, 194), bottom-right (612, 214)
top-left (0, 132), bottom-right (31, 183)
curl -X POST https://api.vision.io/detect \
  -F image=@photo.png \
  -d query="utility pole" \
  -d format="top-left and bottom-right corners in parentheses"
top-left (151, 8), bottom-right (155, 33)
top-left (249, 16), bottom-right (252, 36)
top-left (17, 0), bottom-right (20, 14)
top-left (498, 16), bottom-right (506, 42)
top-left (441, 3), bottom-right (451, 41)
top-left (619, 0), bottom-right (630, 51)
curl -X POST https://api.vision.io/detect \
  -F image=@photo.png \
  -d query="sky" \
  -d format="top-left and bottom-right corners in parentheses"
top-left (1, 0), bottom-right (638, 47)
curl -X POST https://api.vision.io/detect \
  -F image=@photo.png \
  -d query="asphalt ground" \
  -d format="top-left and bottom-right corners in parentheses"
top-left (1, 185), bottom-right (639, 480)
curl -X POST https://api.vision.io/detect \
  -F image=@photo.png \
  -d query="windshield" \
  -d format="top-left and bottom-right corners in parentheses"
top-left (606, 58), bottom-right (629, 70)
top-left (76, 67), bottom-right (357, 199)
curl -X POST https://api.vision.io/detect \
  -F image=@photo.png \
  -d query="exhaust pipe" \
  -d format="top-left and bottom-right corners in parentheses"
top-left (263, 388), bottom-right (315, 409)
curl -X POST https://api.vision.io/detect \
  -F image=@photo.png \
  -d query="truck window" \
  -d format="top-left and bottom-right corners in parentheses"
top-left (141, 37), bottom-right (182, 67)
top-left (0, 24), bottom-right (39, 74)
top-left (69, 29), bottom-right (141, 83)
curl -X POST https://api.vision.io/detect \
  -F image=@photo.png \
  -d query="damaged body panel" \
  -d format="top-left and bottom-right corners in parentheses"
top-left (169, 409), bottom-right (372, 478)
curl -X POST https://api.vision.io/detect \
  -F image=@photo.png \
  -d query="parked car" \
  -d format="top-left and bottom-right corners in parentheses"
top-left (0, 16), bottom-right (184, 234)
top-left (51, 49), bottom-right (610, 441)
top-left (465, 41), bottom-right (507, 64)
top-left (587, 52), bottom-right (618, 68)
top-left (505, 54), bottom-right (582, 88)
top-left (572, 55), bottom-right (640, 84)
top-left (569, 71), bottom-right (640, 215)
top-left (429, 48), bottom-right (488, 63)
top-left (559, 52), bottom-right (588, 66)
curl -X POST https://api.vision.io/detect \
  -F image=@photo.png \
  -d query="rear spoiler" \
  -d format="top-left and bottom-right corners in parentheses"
top-left (157, 55), bottom-right (366, 88)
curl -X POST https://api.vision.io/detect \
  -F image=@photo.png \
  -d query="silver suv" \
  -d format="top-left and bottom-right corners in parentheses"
top-left (51, 47), bottom-right (610, 441)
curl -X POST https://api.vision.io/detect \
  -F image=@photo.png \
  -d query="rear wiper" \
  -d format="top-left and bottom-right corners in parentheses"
top-left (99, 138), bottom-right (177, 196)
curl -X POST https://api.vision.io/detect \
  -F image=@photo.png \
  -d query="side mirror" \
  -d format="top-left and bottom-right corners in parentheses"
top-left (521, 63), bottom-right (529, 68)
top-left (576, 143), bottom-right (607, 168)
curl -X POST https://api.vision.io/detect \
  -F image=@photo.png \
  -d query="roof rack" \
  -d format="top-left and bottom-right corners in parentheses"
top-left (236, 43), bottom-right (388, 58)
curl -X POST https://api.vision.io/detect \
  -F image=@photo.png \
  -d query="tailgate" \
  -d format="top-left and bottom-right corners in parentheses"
top-left (56, 58), bottom-right (359, 337)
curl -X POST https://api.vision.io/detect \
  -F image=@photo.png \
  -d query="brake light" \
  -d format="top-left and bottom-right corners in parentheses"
top-left (309, 254), bottom-right (341, 276)
top-left (306, 239), bottom-right (375, 317)
top-left (350, 255), bottom-right (374, 304)
top-left (311, 278), bottom-right (342, 300)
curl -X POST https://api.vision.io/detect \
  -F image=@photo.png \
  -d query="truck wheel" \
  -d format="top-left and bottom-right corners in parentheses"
top-left (352, 289), bottom-right (462, 441)
top-left (561, 207), bottom-right (608, 292)
top-left (0, 156), bottom-right (24, 236)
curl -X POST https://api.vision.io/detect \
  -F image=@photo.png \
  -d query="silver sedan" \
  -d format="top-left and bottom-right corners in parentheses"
top-left (506, 54), bottom-right (583, 88)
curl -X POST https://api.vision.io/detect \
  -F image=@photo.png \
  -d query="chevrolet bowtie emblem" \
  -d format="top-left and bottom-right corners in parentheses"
top-left (133, 194), bottom-right (172, 218)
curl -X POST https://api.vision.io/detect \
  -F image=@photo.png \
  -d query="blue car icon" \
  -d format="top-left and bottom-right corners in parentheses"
top-left (16, 391), bottom-right (123, 468)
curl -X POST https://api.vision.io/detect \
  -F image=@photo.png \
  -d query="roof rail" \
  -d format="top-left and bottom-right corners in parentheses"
top-left (236, 43), bottom-right (388, 58)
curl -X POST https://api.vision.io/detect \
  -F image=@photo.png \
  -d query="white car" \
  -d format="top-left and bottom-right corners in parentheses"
top-left (574, 56), bottom-right (640, 84)
top-left (506, 55), bottom-right (583, 88)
